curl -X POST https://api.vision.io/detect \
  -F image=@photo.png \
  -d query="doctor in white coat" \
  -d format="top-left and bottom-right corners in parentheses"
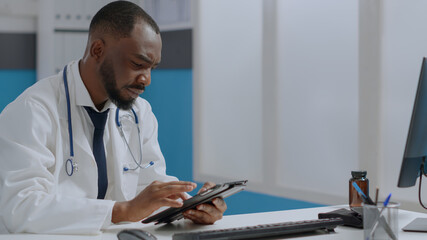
top-left (0, 1), bottom-right (226, 234)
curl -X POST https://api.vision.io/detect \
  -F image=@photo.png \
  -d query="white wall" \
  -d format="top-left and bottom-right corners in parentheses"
top-left (193, 0), bottom-right (427, 211)
top-left (194, 0), bottom-right (359, 205)
top-left (0, 0), bottom-right (37, 33)
top-left (276, 0), bottom-right (359, 201)
top-left (193, 0), bottom-right (264, 183)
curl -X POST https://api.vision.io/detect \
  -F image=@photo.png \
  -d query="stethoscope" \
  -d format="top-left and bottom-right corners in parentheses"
top-left (63, 65), bottom-right (154, 176)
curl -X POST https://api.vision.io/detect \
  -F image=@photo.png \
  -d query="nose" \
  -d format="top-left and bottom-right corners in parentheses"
top-left (137, 69), bottom-right (151, 87)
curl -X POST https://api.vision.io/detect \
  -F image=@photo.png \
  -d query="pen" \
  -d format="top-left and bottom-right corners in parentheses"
top-left (352, 182), bottom-right (375, 205)
top-left (367, 193), bottom-right (392, 240)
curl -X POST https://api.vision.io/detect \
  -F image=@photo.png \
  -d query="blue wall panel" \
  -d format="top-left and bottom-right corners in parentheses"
top-left (143, 69), bottom-right (193, 181)
top-left (222, 190), bottom-right (324, 215)
top-left (0, 70), bottom-right (36, 112)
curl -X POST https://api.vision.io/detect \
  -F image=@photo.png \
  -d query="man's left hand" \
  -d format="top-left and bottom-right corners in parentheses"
top-left (182, 182), bottom-right (227, 224)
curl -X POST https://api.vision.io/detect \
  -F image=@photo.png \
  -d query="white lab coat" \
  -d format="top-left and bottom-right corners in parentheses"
top-left (0, 61), bottom-right (177, 234)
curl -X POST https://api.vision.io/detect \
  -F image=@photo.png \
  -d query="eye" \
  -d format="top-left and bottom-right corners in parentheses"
top-left (132, 61), bottom-right (143, 68)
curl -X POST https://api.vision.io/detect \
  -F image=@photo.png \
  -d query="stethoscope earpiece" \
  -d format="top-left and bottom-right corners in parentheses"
top-left (123, 161), bottom-right (154, 172)
top-left (116, 108), bottom-right (155, 172)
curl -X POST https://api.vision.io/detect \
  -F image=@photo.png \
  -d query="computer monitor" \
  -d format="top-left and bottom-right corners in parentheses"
top-left (398, 57), bottom-right (427, 188)
top-left (397, 57), bottom-right (427, 232)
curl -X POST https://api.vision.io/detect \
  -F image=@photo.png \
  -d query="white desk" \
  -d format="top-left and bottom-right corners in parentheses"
top-left (1, 205), bottom-right (427, 239)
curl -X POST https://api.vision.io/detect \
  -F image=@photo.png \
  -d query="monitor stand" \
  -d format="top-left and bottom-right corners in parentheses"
top-left (402, 218), bottom-right (427, 232)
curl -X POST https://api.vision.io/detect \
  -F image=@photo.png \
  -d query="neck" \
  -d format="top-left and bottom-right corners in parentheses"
top-left (78, 59), bottom-right (108, 111)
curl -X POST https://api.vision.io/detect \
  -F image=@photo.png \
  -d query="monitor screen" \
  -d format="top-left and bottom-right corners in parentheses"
top-left (398, 57), bottom-right (427, 188)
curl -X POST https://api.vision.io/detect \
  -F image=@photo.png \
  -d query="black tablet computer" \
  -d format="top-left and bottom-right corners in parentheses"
top-left (141, 180), bottom-right (248, 225)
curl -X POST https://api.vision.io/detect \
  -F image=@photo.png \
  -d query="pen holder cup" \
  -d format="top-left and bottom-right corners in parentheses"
top-left (363, 202), bottom-right (400, 240)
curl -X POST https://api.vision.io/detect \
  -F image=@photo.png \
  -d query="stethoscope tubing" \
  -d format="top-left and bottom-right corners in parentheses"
top-left (116, 107), bottom-right (139, 126)
top-left (62, 65), bottom-right (153, 176)
top-left (63, 66), bottom-right (74, 158)
top-left (63, 66), bottom-right (75, 176)
top-left (115, 108), bottom-right (154, 171)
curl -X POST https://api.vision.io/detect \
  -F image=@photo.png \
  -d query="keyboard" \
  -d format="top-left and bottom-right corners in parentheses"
top-left (172, 218), bottom-right (344, 240)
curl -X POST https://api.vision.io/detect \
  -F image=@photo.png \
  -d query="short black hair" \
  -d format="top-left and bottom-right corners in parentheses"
top-left (89, 0), bottom-right (160, 38)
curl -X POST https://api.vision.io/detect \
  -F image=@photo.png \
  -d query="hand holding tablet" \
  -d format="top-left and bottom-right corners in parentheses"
top-left (142, 180), bottom-right (248, 225)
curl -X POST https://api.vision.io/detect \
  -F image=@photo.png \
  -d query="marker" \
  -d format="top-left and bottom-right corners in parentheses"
top-left (352, 182), bottom-right (375, 205)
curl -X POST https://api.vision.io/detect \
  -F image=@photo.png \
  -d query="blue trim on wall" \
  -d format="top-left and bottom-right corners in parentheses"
top-left (223, 190), bottom-right (325, 215)
top-left (0, 70), bottom-right (36, 112)
top-left (142, 69), bottom-right (193, 181)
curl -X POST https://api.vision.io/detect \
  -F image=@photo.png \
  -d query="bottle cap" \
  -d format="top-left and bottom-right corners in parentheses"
top-left (351, 170), bottom-right (367, 178)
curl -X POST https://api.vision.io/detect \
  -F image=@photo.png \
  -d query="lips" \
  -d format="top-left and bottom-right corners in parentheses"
top-left (126, 88), bottom-right (144, 98)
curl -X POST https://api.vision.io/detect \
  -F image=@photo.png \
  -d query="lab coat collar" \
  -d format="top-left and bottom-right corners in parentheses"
top-left (70, 61), bottom-right (115, 112)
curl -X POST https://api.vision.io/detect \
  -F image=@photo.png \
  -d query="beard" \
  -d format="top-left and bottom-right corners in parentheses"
top-left (99, 59), bottom-right (136, 110)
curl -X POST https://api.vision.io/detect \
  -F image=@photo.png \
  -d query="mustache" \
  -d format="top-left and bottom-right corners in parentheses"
top-left (126, 84), bottom-right (145, 91)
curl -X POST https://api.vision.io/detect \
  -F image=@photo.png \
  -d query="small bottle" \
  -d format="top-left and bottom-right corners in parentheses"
top-left (349, 170), bottom-right (369, 208)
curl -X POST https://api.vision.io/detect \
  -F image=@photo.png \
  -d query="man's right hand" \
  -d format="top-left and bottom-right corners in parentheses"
top-left (111, 180), bottom-right (196, 223)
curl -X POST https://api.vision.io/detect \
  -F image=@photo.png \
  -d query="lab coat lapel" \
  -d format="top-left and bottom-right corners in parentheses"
top-left (108, 112), bottom-right (127, 201)
top-left (58, 65), bottom-right (98, 198)
top-left (72, 107), bottom-right (96, 162)
top-left (58, 78), bottom-right (93, 161)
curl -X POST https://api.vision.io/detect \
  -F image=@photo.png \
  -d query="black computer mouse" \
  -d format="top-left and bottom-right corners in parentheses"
top-left (117, 229), bottom-right (157, 240)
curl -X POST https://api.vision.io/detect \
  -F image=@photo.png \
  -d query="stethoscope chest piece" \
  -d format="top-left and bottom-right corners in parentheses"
top-left (65, 158), bottom-right (78, 176)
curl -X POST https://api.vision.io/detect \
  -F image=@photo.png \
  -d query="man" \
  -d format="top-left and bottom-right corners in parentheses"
top-left (0, 1), bottom-right (226, 234)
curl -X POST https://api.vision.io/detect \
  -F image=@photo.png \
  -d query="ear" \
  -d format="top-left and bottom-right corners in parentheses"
top-left (89, 39), bottom-right (105, 62)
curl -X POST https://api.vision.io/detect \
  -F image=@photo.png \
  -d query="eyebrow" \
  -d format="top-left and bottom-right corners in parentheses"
top-left (133, 53), bottom-right (161, 67)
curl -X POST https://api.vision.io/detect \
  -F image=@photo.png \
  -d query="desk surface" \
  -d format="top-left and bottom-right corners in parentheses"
top-left (2, 205), bottom-right (427, 239)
